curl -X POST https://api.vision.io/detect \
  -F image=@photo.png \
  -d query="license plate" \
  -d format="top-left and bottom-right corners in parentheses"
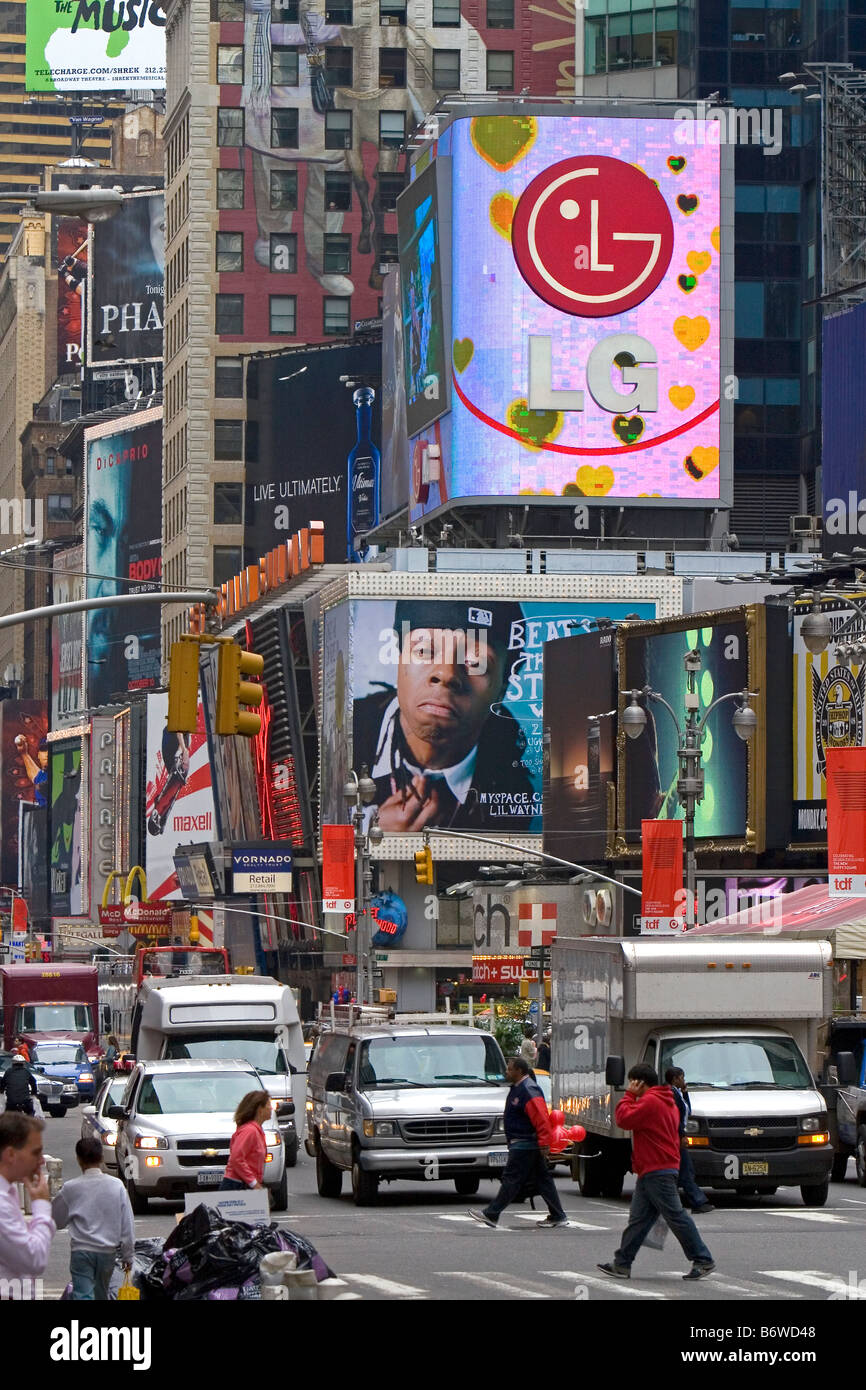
top-left (488, 1150), bottom-right (508, 1167)
top-left (197, 1170), bottom-right (225, 1186)
top-left (742, 1161), bottom-right (769, 1176)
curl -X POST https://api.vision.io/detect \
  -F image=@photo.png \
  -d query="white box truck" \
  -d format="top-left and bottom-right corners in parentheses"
top-left (130, 975), bottom-right (306, 1164)
top-left (551, 937), bottom-right (835, 1206)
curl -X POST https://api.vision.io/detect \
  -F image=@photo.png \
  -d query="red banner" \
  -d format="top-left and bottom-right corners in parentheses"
top-left (322, 825), bottom-right (355, 913)
top-left (827, 747), bottom-right (866, 897)
top-left (640, 819), bottom-right (686, 934)
top-left (472, 955), bottom-right (527, 984)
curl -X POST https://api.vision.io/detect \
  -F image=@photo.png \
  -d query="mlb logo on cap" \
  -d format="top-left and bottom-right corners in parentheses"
top-left (468, 607), bottom-right (492, 627)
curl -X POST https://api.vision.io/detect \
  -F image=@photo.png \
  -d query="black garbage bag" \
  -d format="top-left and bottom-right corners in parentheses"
top-left (134, 1236), bottom-right (174, 1301)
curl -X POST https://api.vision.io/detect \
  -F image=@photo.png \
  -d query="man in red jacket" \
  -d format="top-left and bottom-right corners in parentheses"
top-left (598, 1063), bottom-right (715, 1281)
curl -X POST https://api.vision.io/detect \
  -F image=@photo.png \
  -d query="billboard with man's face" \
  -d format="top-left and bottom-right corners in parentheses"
top-left (320, 595), bottom-right (656, 835)
top-left (84, 411), bottom-right (162, 708)
top-left (405, 112), bottom-right (731, 519)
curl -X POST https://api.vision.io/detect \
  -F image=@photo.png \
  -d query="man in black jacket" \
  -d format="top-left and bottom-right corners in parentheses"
top-left (665, 1066), bottom-right (714, 1214)
top-left (469, 1056), bottom-right (568, 1229)
top-left (353, 599), bottom-right (536, 832)
top-left (0, 1057), bottom-right (38, 1116)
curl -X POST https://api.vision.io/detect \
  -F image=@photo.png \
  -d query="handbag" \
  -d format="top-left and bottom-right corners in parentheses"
top-left (117, 1273), bottom-right (140, 1301)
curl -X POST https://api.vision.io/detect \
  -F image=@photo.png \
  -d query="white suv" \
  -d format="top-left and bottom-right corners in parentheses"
top-left (110, 1058), bottom-right (288, 1214)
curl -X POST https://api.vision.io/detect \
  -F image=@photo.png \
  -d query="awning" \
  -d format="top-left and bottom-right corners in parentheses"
top-left (688, 883), bottom-right (866, 959)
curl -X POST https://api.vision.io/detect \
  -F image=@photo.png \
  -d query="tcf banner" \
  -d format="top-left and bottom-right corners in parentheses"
top-left (826, 747), bottom-right (866, 897)
top-left (640, 819), bottom-right (686, 933)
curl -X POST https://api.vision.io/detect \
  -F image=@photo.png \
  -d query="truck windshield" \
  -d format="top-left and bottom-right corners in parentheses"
top-left (358, 1035), bottom-right (506, 1089)
top-left (163, 1034), bottom-right (288, 1074)
top-left (136, 1072), bottom-right (259, 1115)
top-left (659, 1037), bottom-right (813, 1090)
top-left (19, 1005), bottom-right (91, 1033)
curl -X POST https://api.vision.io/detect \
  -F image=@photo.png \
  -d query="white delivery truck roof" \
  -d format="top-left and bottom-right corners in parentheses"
top-left (138, 975), bottom-right (299, 1029)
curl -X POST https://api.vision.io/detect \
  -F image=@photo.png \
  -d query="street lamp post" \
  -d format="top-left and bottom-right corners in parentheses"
top-left (622, 649), bottom-right (758, 928)
top-left (343, 766), bottom-right (382, 1006)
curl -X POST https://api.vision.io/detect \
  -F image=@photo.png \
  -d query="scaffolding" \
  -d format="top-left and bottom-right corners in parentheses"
top-left (809, 63), bottom-right (866, 308)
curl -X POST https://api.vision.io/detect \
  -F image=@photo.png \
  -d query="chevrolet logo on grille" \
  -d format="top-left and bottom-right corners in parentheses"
top-left (203, 1148), bottom-right (219, 1157)
top-left (743, 1127), bottom-right (764, 1137)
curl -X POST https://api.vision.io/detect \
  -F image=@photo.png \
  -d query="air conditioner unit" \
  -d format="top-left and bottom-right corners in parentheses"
top-left (790, 514), bottom-right (822, 535)
top-left (382, 13), bottom-right (403, 24)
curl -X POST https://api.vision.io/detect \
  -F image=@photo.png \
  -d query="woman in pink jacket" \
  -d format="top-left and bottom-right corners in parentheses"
top-left (220, 1091), bottom-right (272, 1191)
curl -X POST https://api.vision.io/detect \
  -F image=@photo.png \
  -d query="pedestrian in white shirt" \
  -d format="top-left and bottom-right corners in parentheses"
top-left (52, 1137), bottom-right (135, 1301)
top-left (0, 1112), bottom-right (55, 1298)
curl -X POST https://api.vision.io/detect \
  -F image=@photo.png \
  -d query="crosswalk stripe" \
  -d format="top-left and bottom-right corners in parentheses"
top-left (658, 1270), bottom-right (803, 1299)
top-left (758, 1269), bottom-right (866, 1298)
top-left (512, 1212), bottom-right (610, 1231)
top-left (444, 1271), bottom-right (550, 1299)
top-left (761, 1210), bottom-right (848, 1225)
top-left (342, 1273), bottom-right (428, 1299)
top-left (540, 1269), bottom-right (666, 1299)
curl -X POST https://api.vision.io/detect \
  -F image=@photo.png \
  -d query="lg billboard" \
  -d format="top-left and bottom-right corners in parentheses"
top-left (400, 110), bottom-right (732, 521)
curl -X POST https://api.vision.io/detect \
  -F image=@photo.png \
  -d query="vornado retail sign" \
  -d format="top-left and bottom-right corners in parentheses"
top-left (404, 109), bottom-right (732, 521)
top-left (26, 1), bottom-right (167, 92)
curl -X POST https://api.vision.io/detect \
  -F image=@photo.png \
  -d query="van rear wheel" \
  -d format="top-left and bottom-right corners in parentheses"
top-left (315, 1146), bottom-right (342, 1199)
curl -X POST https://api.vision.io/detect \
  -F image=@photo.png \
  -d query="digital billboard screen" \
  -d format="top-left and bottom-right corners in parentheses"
top-left (84, 411), bottom-right (162, 708)
top-left (397, 159), bottom-right (449, 437)
top-left (26, 0), bottom-right (167, 92)
top-left (404, 112), bottom-right (729, 519)
top-left (543, 630), bottom-right (617, 864)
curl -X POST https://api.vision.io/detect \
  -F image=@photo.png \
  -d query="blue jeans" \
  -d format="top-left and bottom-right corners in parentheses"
top-left (70, 1249), bottom-right (116, 1301)
top-left (614, 1170), bottom-right (713, 1269)
top-left (679, 1146), bottom-right (710, 1210)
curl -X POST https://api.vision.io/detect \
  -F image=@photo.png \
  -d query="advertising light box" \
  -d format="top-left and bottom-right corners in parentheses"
top-left (405, 112), bottom-right (731, 519)
top-left (26, 0), bottom-right (166, 92)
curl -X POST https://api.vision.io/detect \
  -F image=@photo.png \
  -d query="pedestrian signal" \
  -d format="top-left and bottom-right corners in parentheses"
top-left (215, 642), bottom-right (264, 737)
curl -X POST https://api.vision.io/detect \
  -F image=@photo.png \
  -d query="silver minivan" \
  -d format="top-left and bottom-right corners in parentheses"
top-left (305, 1019), bottom-right (509, 1205)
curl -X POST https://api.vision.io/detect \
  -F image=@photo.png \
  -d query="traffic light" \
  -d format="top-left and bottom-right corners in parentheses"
top-left (167, 637), bottom-right (200, 733)
top-left (414, 845), bottom-right (433, 885)
top-left (215, 641), bottom-right (264, 736)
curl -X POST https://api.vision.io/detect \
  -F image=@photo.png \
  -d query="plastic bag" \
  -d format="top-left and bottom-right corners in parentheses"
top-left (645, 1215), bottom-right (668, 1251)
top-left (117, 1273), bottom-right (140, 1301)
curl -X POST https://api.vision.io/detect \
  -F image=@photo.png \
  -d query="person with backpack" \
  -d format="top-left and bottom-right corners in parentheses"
top-left (0, 1056), bottom-right (38, 1115)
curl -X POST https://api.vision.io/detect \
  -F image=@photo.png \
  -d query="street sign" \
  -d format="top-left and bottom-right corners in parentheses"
top-left (527, 950), bottom-right (547, 970)
top-left (231, 846), bottom-right (293, 894)
top-left (528, 1001), bottom-right (539, 1015)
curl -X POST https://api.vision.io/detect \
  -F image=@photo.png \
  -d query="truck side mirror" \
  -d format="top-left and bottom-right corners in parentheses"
top-left (605, 1055), bottom-right (626, 1088)
top-left (836, 1051), bottom-right (858, 1086)
top-left (325, 1072), bottom-right (347, 1093)
top-left (276, 1101), bottom-right (295, 1117)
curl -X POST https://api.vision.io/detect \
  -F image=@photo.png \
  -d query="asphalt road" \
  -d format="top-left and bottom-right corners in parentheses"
top-left (38, 1107), bottom-right (866, 1305)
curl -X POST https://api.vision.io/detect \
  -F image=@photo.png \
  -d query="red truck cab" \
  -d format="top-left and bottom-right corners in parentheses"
top-left (0, 964), bottom-right (100, 1058)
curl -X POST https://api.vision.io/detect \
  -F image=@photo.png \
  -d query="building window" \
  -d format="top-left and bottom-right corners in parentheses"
top-left (217, 45), bottom-right (244, 84)
top-left (47, 494), bottom-right (73, 521)
top-left (214, 482), bottom-right (244, 527)
top-left (379, 47), bottom-right (406, 87)
top-left (325, 47), bottom-right (353, 87)
top-left (379, 110), bottom-right (405, 148)
top-left (486, 0), bottom-right (513, 27)
top-left (270, 295), bottom-right (297, 334)
top-left (487, 51), bottom-right (514, 91)
top-left (432, 49), bottom-right (460, 89)
top-left (215, 357), bottom-right (244, 397)
top-left (217, 168), bottom-right (244, 209)
top-left (324, 234), bottom-right (351, 275)
top-left (326, 2), bottom-right (353, 21)
top-left (325, 172), bottom-right (352, 210)
top-left (272, 46), bottom-right (299, 85)
top-left (271, 0), bottom-right (299, 19)
top-left (213, 546), bottom-right (243, 586)
top-left (270, 233), bottom-right (298, 272)
top-left (216, 293), bottom-right (244, 334)
top-left (217, 107), bottom-right (244, 146)
top-left (380, 0), bottom-right (406, 20)
top-left (323, 296), bottom-right (350, 335)
top-left (379, 233), bottom-right (399, 265)
top-left (270, 168), bottom-right (298, 210)
top-left (433, 0), bottom-right (460, 25)
top-left (378, 171), bottom-right (405, 211)
top-left (584, 5), bottom-right (679, 75)
top-left (271, 108), bottom-right (299, 148)
top-left (735, 281), bottom-right (764, 338)
top-left (214, 420), bottom-right (243, 460)
top-left (45, 451), bottom-right (56, 475)
top-left (215, 1), bottom-right (244, 18)
top-left (325, 109), bottom-right (352, 149)
top-left (215, 231), bottom-right (243, 273)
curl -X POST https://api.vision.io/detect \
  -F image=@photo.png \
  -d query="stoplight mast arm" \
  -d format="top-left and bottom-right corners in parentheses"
top-left (0, 589), bottom-right (218, 632)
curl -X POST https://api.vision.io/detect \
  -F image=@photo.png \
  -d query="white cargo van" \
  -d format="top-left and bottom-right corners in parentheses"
top-left (130, 974), bottom-right (305, 1164)
top-left (551, 938), bottom-right (835, 1206)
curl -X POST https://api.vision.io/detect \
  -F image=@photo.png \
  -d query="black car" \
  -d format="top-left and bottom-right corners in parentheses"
top-left (0, 1051), bottom-right (76, 1118)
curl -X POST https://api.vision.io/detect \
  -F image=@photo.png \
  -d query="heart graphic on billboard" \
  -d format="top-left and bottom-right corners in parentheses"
top-left (511, 154), bottom-right (674, 318)
top-left (683, 446), bottom-right (719, 480)
top-left (711, 225), bottom-right (721, 252)
top-left (687, 250), bottom-right (712, 275)
top-left (453, 338), bottom-right (474, 373)
top-left (471, 115), bottom-right (537, 171)
top-left (668, 385), bottom-right (695, 411)
top-left (673, 315), bottom-right (711, 350)
top-left (507, 398), bottom-right (563, 450)
top-left (677, 274), bottom-right (697, 293)
top-left (667, 156), bottom-right (687, 173)
top-left (612, 414), bottom-right (644, 444)
top-left (676, 194), bottom-right (700, 215)
top-left (576, 465), bottom-right (615, 495)
top-left (489, 191), bottom-right (516, 239)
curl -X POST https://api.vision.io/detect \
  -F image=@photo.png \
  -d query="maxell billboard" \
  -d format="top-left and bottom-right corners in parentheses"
top-left (145, 692), bottom-right (216, 902)
top-left (402, 109), bottom-right (732, 521)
